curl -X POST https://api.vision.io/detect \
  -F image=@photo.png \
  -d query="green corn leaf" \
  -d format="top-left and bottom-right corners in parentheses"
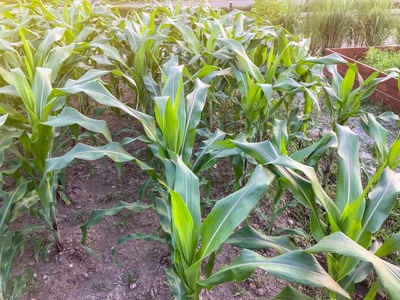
top-left (34, 27), bottom-right (66, 67)
top-left (0, 230), bottom-right (28, 299)
top-left (32, 68), bottom-right (52, 119)
top-left (198, 249), bottom-right (350, 298)
top-left (335, 124), bottom-right (363, 214)
top-left (290, 131), bottom-right (338, 166)
top-left (165, 268), bottom-right (187, 300)
top-left (10, 190), bottom-right (39, 222)
top-left (339, 261), bottom-right (373, 298)
top-left (365, 280), bottom-right (384, 300)
top-left (0, 114), bottom-right (7, 127)
top-left (154, 96), bottom-right (168, 129)
top-left (340, 64), bottom-right (356, 103)
top-left (173, 22), bottom-right (201, 55)
top-left (181, 78), bottom-right (208, 163)
top-left (162, 65), bottom-right (184, 108)
top-left (225, 225), bottom-right (295, 254)
top-left (272, 119), bottom-right (288, 155)
top-left (45, 143), bottom-right (156, 179)
top-left (308, 232), bottom-right (400, 300)
top-left (32, 0), bottom-right (56, 21)
top-left (80, 201), bottom-right (151, 260)
top-left (18, 29), bottom-right (34, 80)
top-left (377, 111), bottom-right (399, 123)
top-left (77, 27), bottom-right (96, 41)
top-left (300, 53), bottom-right (347, 65)
top-left (232, 140), bottom-right (279, 164)
top-left (111, 233), bottom-right (165, 266)
top-left (0, 178), bottom-right (28, 236)
top-left (0, 85), bottom-right (19, 98)
top-left (267, 155), bottom-right (341, 239)
top-left (43, 44), bottom-right (75, 82)
top-left (163, 97), bottom-right (179, 153)
top-left (10, 68), bottom-right (37, 124)
top-left (357, 168), bottom-right (400, 248)
top-left (64, 69), bottom-right (110, 86)
top-left (192, 65), bottom-right (219, 79)
top-left (55, 80), bottom-right (158, 142)
top-left (196, 165), bottom-right (276, 260)
top-left (375, 232), bottom-right (400, 257)
top-left (228, 139), bottom-right (336, 239)
top-left (143, 73), bottom-right (159, 98)
top-left (170, 189), bottom-right (195, 265)
top-left (388, 135), bottom-right (400, 169)
top-left (155, 196), bottom-right (172, 240)
top-left (258, 83), bottom-right (273, 104)
top-left (192, 129), bottom-right (226, 174)
top-left (273, 77), bottom-right (312, 92)
top-left (0, 66), bottom-right (14, 86)
top-left (268, 285), bottom-right (314, 300)
top-left (89, 42), bottom-right (129, 69)
top-left (173, 157), bottom-right (201, 244)
top-left (42, 107), bottom-right (113, 142)
top-left (218, 38), bottom-right (263, 82)
top-left (0, 4), bottom-right (16, 14)
top-left (364, 113), bottom-right (389, 165)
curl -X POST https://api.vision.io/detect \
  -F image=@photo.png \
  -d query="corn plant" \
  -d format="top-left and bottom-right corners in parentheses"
top-left (202, 123), bottom-right (400, 298)
top-left (265, 125), bottom-right (400, 298)
top-left (2, 2), bottom-right (400, 300)
top-left (210, 116), bottom-right (338, 234)
top-left (360, 111), bottom-right (400, 165)
top-left (118, 10), bottom-right (170, 113)
top-left (0, 224), bottom-right (38, 300)
top-left (0, 67), bottom-right (116, 250)
top-left (318, 63), bottom-right (389, 186)
top-left (321, 64), bottom-right (385, 130)
top-left (354, 0), bottom-right (394, 46)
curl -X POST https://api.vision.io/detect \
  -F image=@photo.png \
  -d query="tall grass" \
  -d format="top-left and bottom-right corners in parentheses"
top-left (394, 15), bottom-right (400, 45)
top-left (273, 0), bottom-right (395, 54)
top-left (251, 0), bottom-right (286, 24)
top-left (354, 0), bottom-right (395, 46)
top-left (278, 0), bottom-right (304, 36)
top-left (303, 0), bottom-right (357, 53)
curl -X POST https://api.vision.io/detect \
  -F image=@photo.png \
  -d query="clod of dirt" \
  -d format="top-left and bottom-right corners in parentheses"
top-left (106, 285), bottom-right (125, 300)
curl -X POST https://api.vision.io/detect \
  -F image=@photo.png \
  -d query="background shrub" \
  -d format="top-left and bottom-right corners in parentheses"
top-left (251, 0), bottom-right (285, 24)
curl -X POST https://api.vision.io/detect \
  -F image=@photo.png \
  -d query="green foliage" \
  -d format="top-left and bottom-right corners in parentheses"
top-left (363, 47), bottom-right (400, 72)
top-left (278, 0), bottom-right (304, 35)
top-left (277, 0), bottom-right (395, 54)
top-left (251, 0), bottom-right (285, 23)
top-left (303, 0), bottom-right (357, 53)
top-left (354, 0), bottom-right (394, 46)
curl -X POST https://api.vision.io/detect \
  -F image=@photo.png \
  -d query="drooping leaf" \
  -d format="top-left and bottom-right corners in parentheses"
top-left (198, 249), bottom-right (349, 298)
top-left (308, 232), bottom-right (400, 300)
top-left (80, 201), bottom-right (151, 259)
top-left (55, 80), bottom-right (158, 142)
top-left (268, 285), bottom-right (314, 300)
top-left (45, 143), bottom-right (155, 179)
top-left (42, 107), bottom-right (113, 142)
top-left (225, 225), bottom-right (295, 254)
top-left (375, 232), bottom-right (400, 257)
top-left (196, 165), bottom-right (276, 260)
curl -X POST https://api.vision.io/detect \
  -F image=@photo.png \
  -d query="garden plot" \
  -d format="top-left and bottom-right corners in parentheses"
top-left (1, 1), bottom-right (400, 300)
